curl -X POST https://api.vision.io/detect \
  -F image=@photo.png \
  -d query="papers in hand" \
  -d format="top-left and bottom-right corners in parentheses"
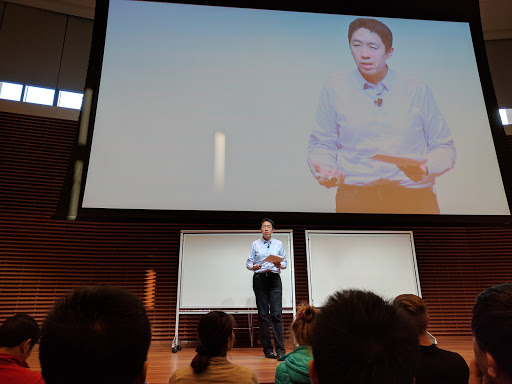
top-left (262, 254), bottom-right (284, 263)
top-left (370, 154), bottom-right (426, 167)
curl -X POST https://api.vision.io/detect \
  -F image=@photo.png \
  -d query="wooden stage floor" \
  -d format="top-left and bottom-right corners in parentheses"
top-left (27, 336), bottom-right (474, 384)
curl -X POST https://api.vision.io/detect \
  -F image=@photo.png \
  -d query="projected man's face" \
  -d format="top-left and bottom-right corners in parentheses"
top-left (350, 27), bottom-right (394, 85)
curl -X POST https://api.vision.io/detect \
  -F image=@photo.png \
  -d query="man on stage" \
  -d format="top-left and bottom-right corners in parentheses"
top-left (246, 218), bottom-right (287, 359)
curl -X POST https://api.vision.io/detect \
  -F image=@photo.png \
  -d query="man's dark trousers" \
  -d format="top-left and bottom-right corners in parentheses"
top-left (253, 272), bottom-right (285, 355)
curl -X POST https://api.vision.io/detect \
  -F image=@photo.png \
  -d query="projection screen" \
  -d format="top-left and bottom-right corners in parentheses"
top-left (78, 0), bottom-right (511, 217)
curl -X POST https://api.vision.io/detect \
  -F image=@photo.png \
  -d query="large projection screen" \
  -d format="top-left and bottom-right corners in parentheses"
top-left (76, 0), bottom-right (511, 219)
top-left (178, 231), bottom-right (295, 310)
top-left (306, 230), bottom-right (420, 306)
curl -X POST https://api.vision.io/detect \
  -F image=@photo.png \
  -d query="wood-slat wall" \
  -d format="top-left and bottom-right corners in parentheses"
top-left (1, 110), bottom-right (512, 344)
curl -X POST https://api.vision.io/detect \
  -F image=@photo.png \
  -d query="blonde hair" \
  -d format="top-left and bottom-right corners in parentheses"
top-left (292, 303), bottom-right (319, 346)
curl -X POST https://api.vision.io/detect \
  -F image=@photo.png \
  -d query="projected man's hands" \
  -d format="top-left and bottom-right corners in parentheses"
top-left (312, 161), bottom-right (345, 188)
top-left (398, 161), bottom-right (428, 182)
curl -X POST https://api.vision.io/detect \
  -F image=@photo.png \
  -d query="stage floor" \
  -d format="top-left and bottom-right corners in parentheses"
top-left (27, 336), bottom-right (473, 384)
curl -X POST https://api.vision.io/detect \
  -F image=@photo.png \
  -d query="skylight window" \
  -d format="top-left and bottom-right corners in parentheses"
top-left (500, 108), bottom-right (511, 126)
top-left (0, 81), bottom-right (23, 101)
top-left (23, 85), bottom-right (55, 106)
top-left (57, 90), bottom-right (83, 110)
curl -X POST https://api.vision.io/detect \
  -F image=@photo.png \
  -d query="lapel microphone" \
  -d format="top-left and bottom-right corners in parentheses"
top-left (375, 98), bottom-right (383, 107)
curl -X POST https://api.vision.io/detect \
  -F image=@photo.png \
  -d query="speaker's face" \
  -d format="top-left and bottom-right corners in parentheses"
top-left (350, 27), bottom-right (394, 84)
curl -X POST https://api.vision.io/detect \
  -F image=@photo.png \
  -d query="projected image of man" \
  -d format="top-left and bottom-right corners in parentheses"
top-left (307, 18), bottom-right (456, 214)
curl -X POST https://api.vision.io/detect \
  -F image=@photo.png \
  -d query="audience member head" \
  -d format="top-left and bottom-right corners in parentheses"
top-left (348, 18), bottom-right (393, 51)
top-left (191, 311), bottom-right (236, 374)
top-left (291, 303), bottom-right (319, 347)
top-left (39, 285), bottom-right (152, 384)
top-left (393, 294), bottom-right (429, 337)
top-left (309, 289), bottom-right (418, 384)
top-left (0, 313), bottom-right (40, 359)
top-left (471, 283), bottom-right (512, 383)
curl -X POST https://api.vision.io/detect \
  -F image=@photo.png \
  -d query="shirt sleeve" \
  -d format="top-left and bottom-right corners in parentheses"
top-left (307, 85), bottom-right (340, 177)
top-left (278, 241), bottom-right (287, 270)
top-left (423, 85), bottom-right (457, 177)
top-left (246, 242), bottom-right (256, 271)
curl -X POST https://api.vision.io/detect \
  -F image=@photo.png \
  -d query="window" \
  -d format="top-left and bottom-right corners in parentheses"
top-left (500, 108), bottom-right (511, 126)
top-left (57, 90), bottom-right (83, 110)
top-left (23, 85), bottom-right (55, 106)
top-left (0, 81), bottom-right (23, 101)
top-left (1, 80), bottom-right (85, 110)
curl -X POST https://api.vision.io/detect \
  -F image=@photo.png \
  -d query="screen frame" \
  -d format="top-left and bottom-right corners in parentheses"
top-left (54, 0), bottom-right (512, 227)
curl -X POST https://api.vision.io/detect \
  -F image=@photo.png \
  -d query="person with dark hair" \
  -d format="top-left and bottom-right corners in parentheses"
top-left (39, 285), bottom-right (152, 384)
top-left (246, 218), bottom-right (287, 359)
top-left (393, 294), bottom-right (469, 384)
top-left (0, 313), bottom-right (44, 384)
top-left (347, 18), bottom-right (393, 52)
top-left (275, 304), bottom-right (319, 384)
top-left (168, 311), bottom-right (258, 383)
top-left (308, 289), bottom-right (418, 384)
top-left (470, 283), bottom-right (512, 384)
top-left (308, 17), bottom-right (456, 214)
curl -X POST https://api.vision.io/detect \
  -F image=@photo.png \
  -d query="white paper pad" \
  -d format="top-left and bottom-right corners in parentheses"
top-left (262, 254), bottom-right (284, 263)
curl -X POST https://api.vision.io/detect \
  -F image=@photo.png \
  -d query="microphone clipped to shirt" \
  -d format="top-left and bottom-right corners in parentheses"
top-left (363, 82), bottom-right (384, 107)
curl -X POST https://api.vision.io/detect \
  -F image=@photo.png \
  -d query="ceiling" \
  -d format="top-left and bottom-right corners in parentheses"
top-left (479, 0), bottom-right (512, 39)
top-left (4, 0), bottom-right (512, 40)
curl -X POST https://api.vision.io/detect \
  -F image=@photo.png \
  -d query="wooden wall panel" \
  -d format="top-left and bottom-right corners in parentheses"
top-left (1, 110), bottom-right (512, 344)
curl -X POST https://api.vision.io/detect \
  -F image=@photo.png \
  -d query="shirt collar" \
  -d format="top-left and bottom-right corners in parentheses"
top-left (354, 66), bottom-right (394, 92)
top-left (0, 353), bottom-right (29, 368)
top-left (262, 238), bottom-right (272, 245)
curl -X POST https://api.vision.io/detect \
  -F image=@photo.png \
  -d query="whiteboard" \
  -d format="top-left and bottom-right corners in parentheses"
top-left (306, 231), bottom-right (420, 306)
top-left (178, 231), bottom-right (295, 309)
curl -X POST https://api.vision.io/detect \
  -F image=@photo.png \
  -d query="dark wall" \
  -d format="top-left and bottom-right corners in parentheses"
top-left (485, 39), bottom-right (512, 108)
top-left (0, 2), bottom-right (93, 92)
